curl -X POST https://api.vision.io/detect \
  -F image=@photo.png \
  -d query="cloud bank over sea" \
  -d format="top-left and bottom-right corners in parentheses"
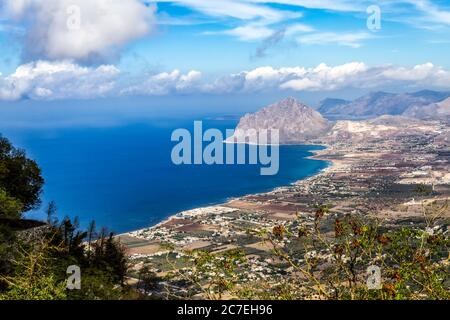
top-left (1, 61), bottom-right (450, 101)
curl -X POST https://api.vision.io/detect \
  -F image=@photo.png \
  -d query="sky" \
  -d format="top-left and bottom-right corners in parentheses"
top-left (1, 0), bottom-right (450, 105)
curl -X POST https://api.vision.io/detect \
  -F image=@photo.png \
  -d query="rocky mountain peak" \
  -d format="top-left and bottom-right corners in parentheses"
top-left (233, 97), bottom-right (332, 144)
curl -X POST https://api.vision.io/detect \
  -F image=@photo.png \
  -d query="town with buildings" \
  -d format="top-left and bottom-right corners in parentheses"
top-left (119, 105), bottom-right (450, 298)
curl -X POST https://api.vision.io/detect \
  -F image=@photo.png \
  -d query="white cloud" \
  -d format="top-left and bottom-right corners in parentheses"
top-left (177, 70), bottom-right (203, 90)
top-left (215, 62), bottom-right (369, 92)
top-left (0, 60), bottom-right (120, 100)
top-left (217, 22), bottom-right (314, 42)
top-left (154, 0), bottom-right (291, 22)
top-left (297, 32), bottom-right (374, 48)
top-left (285, 23), bottom-right (315, 36)
top-left (280, 62), bottom-right (368, 90)
top-left (2, 61), bottom-right (450, 100)
top-left (122, 69), bottom-right (202, 95)
top-left (407, 0), bottom-right (450, 27)
top-left (380, 62), bottom-right (450, 86)
top-left (154, 0), bottom-right (363, 16)
top-left (244, 66), bottom-right (305, 90)
top-left (156, 0), bottom-right (303, 42)
top-left (221, 25), bottom-right (275, 41)
top-left (153, 0), bottom-right (450, 45)
top-left (205, 62), bottom-right (450, 93)
top-left (248, 0), bottom-right (362, 12)
top-left (3, 0), bottom-right (154, 62)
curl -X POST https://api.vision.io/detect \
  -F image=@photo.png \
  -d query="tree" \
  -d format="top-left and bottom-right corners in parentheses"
top-left (0, 136), bottom-right (44, 212)
top-left (0, 189), bottom-right (23, 277)
top-left (102, 233), bottom-right (128, 285)
top-left (0, 137), bottom-right (131, 300)
top-left (138, 266), bottom-right (159, 294)
top-left (85, 220), bottom-right (96, 260)
top-left (0, 188), bottom-right (23, 219)
top-left (0, 136), bottom-right (43, 282)
top-left (46, 201), bottom-right (58, 225)
top-left (0, 240), bottom-right (67, 300)
top-left (1, 215), bottom-right (131, 300)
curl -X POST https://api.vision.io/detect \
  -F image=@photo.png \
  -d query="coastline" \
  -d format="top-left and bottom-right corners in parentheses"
top-left (120, 123), bottom-right (450, 289)
top-left (119, 143), bottom-right (332, 238)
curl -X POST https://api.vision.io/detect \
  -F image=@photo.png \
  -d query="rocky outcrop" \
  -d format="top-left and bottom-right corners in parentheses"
top-left (232, 97), bottom-right (332, 144)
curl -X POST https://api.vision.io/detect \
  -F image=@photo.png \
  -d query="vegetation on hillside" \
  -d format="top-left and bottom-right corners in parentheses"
top-left (0, 136), bottom-right (132, 300)
top-left (158, 203), bottom-right (449, 300)
top-left (0, 135), bottom-right (448, 300)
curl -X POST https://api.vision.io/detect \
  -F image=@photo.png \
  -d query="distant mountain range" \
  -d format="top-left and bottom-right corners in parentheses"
top-left (403, 97), bottom-right (450, 119)
top-left (317, 90), bottom-right (450, 120)
top-left (233, 94), bottom-right (449, 144)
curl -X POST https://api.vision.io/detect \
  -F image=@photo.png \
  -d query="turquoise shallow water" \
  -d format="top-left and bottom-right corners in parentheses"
top-left (1, 117), bottom-right (327, 233)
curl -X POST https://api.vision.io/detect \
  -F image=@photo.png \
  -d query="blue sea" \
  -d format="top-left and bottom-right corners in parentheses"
top-left (0, 105), bottom-right (327, 233)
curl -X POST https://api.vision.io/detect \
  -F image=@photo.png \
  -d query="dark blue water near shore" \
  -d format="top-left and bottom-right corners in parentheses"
top-left (2, 118), bottom-right (327, 233)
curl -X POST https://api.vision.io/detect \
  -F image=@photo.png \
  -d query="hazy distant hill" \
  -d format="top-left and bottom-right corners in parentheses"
top-left (318, 90), bottom-right (450, 119)
top-left (409, 89), bottom-right (450, 101)
top-left (317, 98), bottom-right (350, 114)
top-left (403, 97), bottom-right (450, 120)
top-left (232, 97), bottom-right (332, 144)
